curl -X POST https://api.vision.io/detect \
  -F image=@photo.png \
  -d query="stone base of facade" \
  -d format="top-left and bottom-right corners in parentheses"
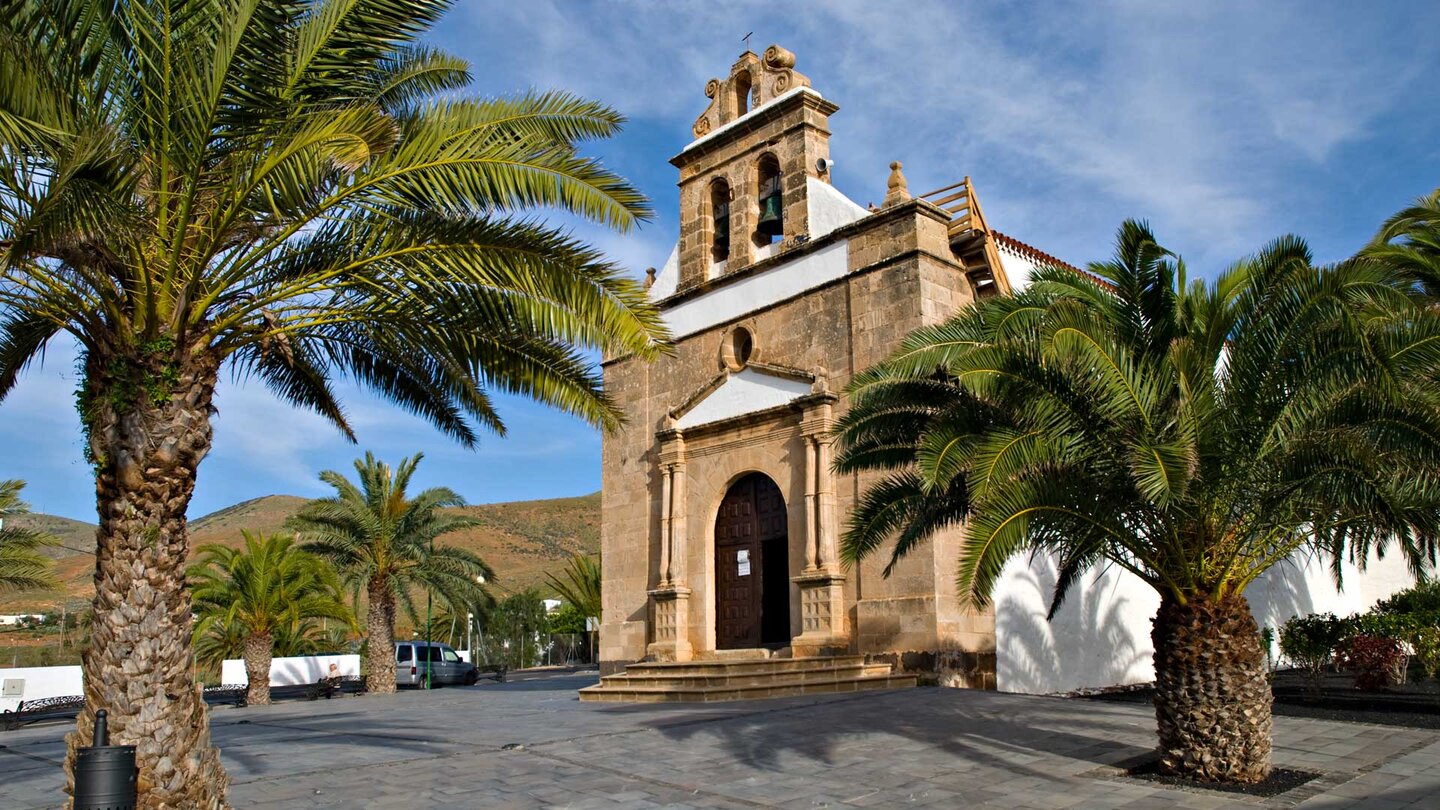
top-left (790, 570), bottom-right (848, 656)
top-left (865, 649), bottom-right (997, 690)
top-left (646, 586), bottom-right (694, 662)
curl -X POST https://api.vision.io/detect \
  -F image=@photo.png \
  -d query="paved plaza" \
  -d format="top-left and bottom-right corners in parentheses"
top-left (3, 671), bottom-right (1438, 809)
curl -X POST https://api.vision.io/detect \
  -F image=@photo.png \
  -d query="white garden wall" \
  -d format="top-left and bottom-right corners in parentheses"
top-left (220, 654), bottom-right (359, 687)
top-left (995, 549), bottom-right (1421, 695)
top-left (0, 665), bottom-right (84, 713)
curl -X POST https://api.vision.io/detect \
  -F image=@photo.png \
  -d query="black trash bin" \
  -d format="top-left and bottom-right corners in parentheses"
top-left (73, 709), bottom-right (137, 810)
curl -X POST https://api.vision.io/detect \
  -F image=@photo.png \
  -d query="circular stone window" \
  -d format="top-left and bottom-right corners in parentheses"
top-left (722, 326), bottom-right (755, 371)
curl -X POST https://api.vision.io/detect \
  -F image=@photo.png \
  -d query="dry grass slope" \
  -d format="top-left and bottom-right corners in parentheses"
top-left (0, 492), bottom-right (600, 612)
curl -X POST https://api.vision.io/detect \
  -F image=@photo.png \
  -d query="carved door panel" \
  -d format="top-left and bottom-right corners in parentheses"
top-left (714, 474), bottom-right (787, 649)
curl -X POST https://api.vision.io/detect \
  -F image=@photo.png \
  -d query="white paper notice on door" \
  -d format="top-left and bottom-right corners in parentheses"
top-left (737, 549), bottom-right (751, 577)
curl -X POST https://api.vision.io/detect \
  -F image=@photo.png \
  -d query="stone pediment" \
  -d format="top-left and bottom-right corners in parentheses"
top-left (669, 364), bottom-right (818, 431)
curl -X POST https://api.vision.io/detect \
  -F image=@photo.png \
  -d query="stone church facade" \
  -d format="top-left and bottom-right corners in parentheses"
top-left (598, 46), bottom-right (1422, 693)
top-left (599, 46), bottom-right (1019, 686)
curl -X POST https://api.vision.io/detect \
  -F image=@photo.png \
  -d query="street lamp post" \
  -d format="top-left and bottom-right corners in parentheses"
top-left (424, 533), bottom-right (433, 690)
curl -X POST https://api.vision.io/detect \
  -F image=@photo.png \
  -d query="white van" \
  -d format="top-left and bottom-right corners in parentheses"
top-left (394, 641), bottom-right (478, 686)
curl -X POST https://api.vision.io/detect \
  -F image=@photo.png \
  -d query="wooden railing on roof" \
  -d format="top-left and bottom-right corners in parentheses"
top-left (918, 176), bottom-right (990, 241)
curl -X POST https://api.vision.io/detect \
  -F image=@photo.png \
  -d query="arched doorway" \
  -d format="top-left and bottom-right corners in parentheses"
top-left (714, 472), bottom-right (791, 649)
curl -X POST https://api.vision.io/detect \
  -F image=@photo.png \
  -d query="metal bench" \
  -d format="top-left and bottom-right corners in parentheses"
top-left (1, 695), bottom-right (86, 731)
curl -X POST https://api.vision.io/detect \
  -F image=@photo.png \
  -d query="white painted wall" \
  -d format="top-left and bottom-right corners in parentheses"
top-left (0, 614), bottom-right (45, 626)
top-left (996, 242), bottom-right (1038, 291)
top-left (995, 549), bottom-right (1423, 695)
top-left (663, 240), bottom-right (849, 338)
top-left (220, 654), bottom-right (360, 687)
top-left (806, 176), bottom-right (869, 239)
top-left (675, 369), bottom-right (812, 429)
top-left (0, 665), bottom-right (84, 713)
top-left (994, 556), bottom-right (1158, 696)
top-left (647, 242), bottom-right (681, 302)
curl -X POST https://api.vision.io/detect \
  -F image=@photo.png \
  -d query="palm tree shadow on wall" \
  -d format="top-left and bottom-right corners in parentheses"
top-left (996, 553), bottom-right (1318, 694)
top-left (1243, 557), bottom-right (1318, 663)
top-left (994, 556), bottom-right (1154, 695)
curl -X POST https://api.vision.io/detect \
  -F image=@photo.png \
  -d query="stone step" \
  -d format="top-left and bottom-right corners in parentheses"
top-left (578, 672), bottom-right (917, 703)
top-left (598, 663), bottom-right (895, 690)
top-left (620, 655), bottom-right (868, 678)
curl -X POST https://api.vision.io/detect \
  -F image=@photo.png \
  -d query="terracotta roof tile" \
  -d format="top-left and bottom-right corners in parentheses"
top-left (991, 231), bottom-right (1115, 292)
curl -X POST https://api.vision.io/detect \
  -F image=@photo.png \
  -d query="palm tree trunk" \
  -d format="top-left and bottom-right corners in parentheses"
top-left (1151, 592), bottom-right (1272, 783)
top-left (63, 349), bottom-right (230, 810)
top-left (243, 633), bottom-right (273, 707)
top-left (365, 579), bottom-right (396, 694)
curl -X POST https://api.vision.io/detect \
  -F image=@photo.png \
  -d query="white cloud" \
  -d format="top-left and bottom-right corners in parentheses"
top-left (206, 374), bottom-right (352, 493)
top-left (440, 0), bottom-right (1440, 269)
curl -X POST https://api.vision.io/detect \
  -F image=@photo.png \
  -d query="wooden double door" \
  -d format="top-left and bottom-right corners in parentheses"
top-left (714, 473), bottom-right (791, 649)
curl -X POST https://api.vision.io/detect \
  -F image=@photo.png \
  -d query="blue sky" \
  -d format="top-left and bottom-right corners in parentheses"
top-left (4, 0), bottom-right (1439, 522)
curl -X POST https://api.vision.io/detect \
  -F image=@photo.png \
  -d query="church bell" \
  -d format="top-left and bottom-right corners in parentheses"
top-left (713, 201), bottom-right (730, 249)
top-left (756, 177), bottom-right (784, 237)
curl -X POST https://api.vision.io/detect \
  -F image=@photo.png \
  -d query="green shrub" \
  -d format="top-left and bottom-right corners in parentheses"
top-left (1280, 613), bottom-right (1351, 689)
top-left (1413, 627), bottom-right (1440, 681)
top-left (1352, 611), bottom-right (1426, 640)
top-left (1259, 626), bottom-right (1276, 671)
top-left (1364, 588), bottom-right (1440, 681)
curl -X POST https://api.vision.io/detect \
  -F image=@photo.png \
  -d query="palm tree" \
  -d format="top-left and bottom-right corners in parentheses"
top-left (192, 612), bottom-right (337, 679)
top-left (836, 221), bottom-right (1440, 783)
top-left (287, 452), bottom-right (494, 694)
top-left (188, 532), bottom-right (352, 706)
top-left (0, 479), bottom-right (58, 593)
top-left (1361, 187), bottom-right (1440, 300)
top-left (0, 1), bottom-right (664, 803)
top-left (545, 553), bottom-right (601, 622)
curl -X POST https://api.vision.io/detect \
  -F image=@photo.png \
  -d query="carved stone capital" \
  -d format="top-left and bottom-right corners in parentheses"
top-left (657, 430), bottom-right (686, 466)
top-left (800, 402), bottom-right (835, 439)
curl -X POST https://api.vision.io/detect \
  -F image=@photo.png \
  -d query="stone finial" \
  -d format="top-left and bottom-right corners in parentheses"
top-left (811, 366), bottom-right (830, 394)
top-left (884, 161), bottom-right (910, 207)
top-left (644, 267), bottom-right (657, 290)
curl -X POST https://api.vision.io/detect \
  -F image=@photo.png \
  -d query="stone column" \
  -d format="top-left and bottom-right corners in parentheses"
top-left (815, 433), bottom-right (837, 569)
top-left (791, 383), bottom-right (849, 657)
top-left (802, 436), bottom-right (820, 572)
top-left (658, 464), bottom-right (673, 587)
top-left (648, 426), bottom-right (693, 661)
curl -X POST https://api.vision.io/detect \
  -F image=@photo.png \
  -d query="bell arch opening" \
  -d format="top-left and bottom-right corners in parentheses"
top-left (713, 472), bottom-right (791, 649)
top-left (754, 154), bottom-right (784, 249)
top-left (709, 179), bottom-right (731, 267)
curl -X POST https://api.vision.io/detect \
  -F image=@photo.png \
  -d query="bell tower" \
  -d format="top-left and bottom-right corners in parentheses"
top-left (670, 45), bottom-right (839, 291)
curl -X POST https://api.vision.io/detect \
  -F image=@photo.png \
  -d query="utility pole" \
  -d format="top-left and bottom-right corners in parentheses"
top-left (424, 533), bottom-right (433, 690)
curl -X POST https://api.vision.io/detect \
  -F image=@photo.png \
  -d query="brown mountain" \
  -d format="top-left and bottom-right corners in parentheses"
top-left (4, 513), bottom-right (97, 560)
top-left (0, 492), bottom-right (600, 613)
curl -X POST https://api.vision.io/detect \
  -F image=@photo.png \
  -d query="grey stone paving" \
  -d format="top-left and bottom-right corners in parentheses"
top-left (2, 671), bottom-right (1438, 809)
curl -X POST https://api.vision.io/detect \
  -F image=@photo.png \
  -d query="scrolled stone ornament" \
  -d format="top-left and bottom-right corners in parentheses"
top-left (693, 116), bottom-right (712, 138)
top-left (763, 44), bottom-right (796, 69)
